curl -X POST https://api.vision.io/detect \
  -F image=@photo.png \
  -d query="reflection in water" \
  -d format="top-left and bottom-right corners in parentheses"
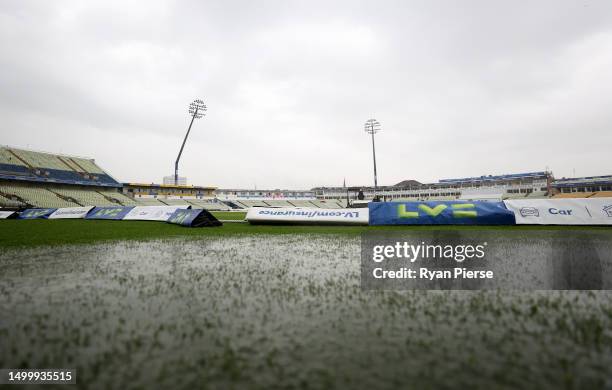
top-left (0, 234), bottom-right (611, 389)
top-left (552, 234), bottom-right (603, 290)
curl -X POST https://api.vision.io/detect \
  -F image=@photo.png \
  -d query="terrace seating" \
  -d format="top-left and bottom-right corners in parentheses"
top-left (552, 192), bottom-right (594, 198)
top-left (134, 197), bottom-right (168, 206)
top-left (161, 199), bottom-right (192, 206)
top-left (52, 187), bottom-right (118, 206)
top-left (98, 190), bottom-right (139, 206)
top-left (0, 148), bottom-right (28, 167)
top-left (288, 200), bottom-right (316, 207)
top-left (502, 193), bottom-right (528, 200)
top-left (187, 199), bottom-right (230, 211)
top-left (590, 191), bottom-right (612, 198)
top-left (10, 148), bottom-right (67, 170)
top-left (0, 146), bottom-right (119, 186)
top-left (310, 200), bottom-right (343, 209)
top-left (263, 200), bottom-right (294, 208)
top-left (0, 193), bottom-right (25, 208)
top-left (239, 200), bottom-right (269, 208)
top-left (526, 191), bottom-right (548, 198)
top-left (0, 183), bottom-right (80, 208)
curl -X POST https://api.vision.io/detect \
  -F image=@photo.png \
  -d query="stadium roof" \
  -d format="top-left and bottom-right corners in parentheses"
top-left (438, 171), bottom-right (549, 184)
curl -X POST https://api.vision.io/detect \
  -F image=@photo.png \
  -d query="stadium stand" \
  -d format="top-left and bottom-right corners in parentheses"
top-left (239, 200), bottom-right (269, 208)
top-left (552, 192), bottom-right (595, 199)
top-left (590, 191), bottom-right (612, 198)
top-left (526, 191), bottom-right (548, 199)
top-left (186, 199), bottom-right (231, 211)
top-left (99, 190), bottom-right (139, 206)
top-left (263, 200), bottom-right (295, 208)
top-left (502, 193), bottom-right (527, 200)
top-left (0, 146), bottom-right (118, 186)
top-left (0, 146), bottom-right (133, 209)
top-left (134, 198), bottom-right (169, 206)
top-left (160, 199), bottom-right (192, 206)
top-left (51, 187), bottom-right (117, 206)
top-left (288, 200), bottom-right (317, 207)
top-left (0, 193), bottom-right (25, 208)
top-left (0, 182), bottom-right (80, 208)
top-left (310, 200), bottom-right (343, 209)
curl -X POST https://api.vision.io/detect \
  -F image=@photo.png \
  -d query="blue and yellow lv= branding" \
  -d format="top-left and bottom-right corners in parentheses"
top-left (397, 203), bottom-right (478, 219)
top-left (368, 201), bottom-right (516, 225)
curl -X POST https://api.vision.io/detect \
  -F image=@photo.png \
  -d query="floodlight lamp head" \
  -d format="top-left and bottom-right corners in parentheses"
top-left (189, 99), bottom-right (207, 119)
top-left (364, 118), bottom-right (381, 134)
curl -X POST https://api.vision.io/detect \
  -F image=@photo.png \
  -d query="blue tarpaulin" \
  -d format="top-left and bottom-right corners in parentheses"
top-left (17, 208), bottom-right (57, 219)
top-left (166, 208), bottom-right (222, 227)
top-left (85, 206), bottom-right (134, 220)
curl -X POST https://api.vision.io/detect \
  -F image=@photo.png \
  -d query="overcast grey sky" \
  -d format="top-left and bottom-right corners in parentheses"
top-left (1, 0), bottom-right (611, 189)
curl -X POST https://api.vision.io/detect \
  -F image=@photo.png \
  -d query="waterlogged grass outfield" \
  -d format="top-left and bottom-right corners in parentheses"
top-left (1, 216), bottom-right (610, 248)
top-left (1, 222), bottom-right (612, 389)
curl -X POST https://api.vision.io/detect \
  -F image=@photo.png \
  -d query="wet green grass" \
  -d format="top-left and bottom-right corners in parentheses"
top-left (212, 211), bottom-right (247, 220)
top-left (0, 219), bottom-right (611, 248)
top-left (0, 236), bottom-right (611, 389)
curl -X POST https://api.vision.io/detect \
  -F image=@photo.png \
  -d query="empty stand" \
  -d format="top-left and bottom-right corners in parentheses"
top-left (263, 200), bottom-right (294, 208)
top-left (186, 199), bottom-right (230, 211)
top-left (525, 191), bottom-right (548, 199)
top-left (0, 182), bottom-right (80, 208)
top-left (310, 200), bottom-right (342, 209)
top-left (552, 192), bottom-right (595, 199)
top-left (193, 201), bottom-right (236, 210)
top-left (590, 191), bottom-right (612, 198)
top-left (288, 200), bottom-right (316, 207)
top-left (0, 193), bottom-right (25, 208)
top-left (239, 200), bottom-right (269, 208)
top-left (502, 193), bottom-right (528, 200)
top-left (134, 197), bottom-right (169, 206)
top-left (52, 187), bottom-right (118, 206)
top-left (0, 148), bottom-right (28, 167)
top-left (0, 146), bottom-right (119, 186)
top-left (161, 199), bottom-right (192, 206)
top-left (98, 190), bottom-right (139, 206)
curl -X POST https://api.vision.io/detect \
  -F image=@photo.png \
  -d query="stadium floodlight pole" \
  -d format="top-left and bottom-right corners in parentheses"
top-left (364, 119), bottom-right (381, 200)
top-left (175, 99), bottom-right (206, 186)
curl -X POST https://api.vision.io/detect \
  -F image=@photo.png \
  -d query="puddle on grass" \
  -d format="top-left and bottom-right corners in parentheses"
top-left (0, 235), bottom-right (611, 389)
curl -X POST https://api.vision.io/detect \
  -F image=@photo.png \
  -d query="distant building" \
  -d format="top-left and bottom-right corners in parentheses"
top-left (163, 175), bottom-right (187, 186)
top-left (552, 175), bottom-right (612, 194)
top-left (123, 183), bottom-right (216, 200)
top-left (312, 171), bottom-right (553, 202)
top-left (216, 189), bottom-right (315, 200)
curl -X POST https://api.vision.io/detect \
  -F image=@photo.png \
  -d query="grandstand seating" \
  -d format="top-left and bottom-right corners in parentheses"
top-left (526, 191), bottom-right (548, 198)
top-left (0, 148), bottom-right (27, 167)
top-left (186, 199), bottom-right (230, 211)
top-left (0, 193), bottom-right (25, 208)
top-left (134, 197), bottom-right (169, 206)
top-left (0, 182), bottom-right (80, 208)
top-left (0, 146), bottom-right (119, 186)
top-left (288, 200), bottom-right (317, 207)
top-left (263, 200), bottom-right (295, 208)
top-left (590, 191), bottom-right (612, 198)
top-left (161, 199), bottom-right (192, 206)
top-left (239, 200), bottom-right (269, 208)
top-left (310, 200), bottom-right (343, 208)
top-left (552, 192), bottom-right (595, 199)
top-left (502, 193), bottom-right (527, 200)
top-left (52, 187), bottom-right (118, 206)
top-left (218, 199), bottom-right (347, 209)
top-left (99, 190), bottom-right (140, 206)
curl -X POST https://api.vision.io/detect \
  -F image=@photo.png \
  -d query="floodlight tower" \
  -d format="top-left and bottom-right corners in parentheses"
top-left (364, 118), bottom-right (381, 199)
top-left (175, 99), bottom-right (206, 185)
